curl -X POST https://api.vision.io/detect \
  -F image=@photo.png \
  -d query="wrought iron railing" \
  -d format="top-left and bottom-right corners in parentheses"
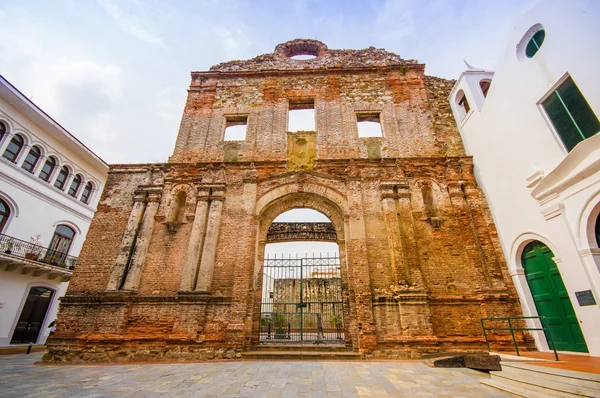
top-left (0, 233), bottom-right (77, 270)
top-left (260, 255), bottom-right (345, 344)
top-left (481, 315), bottom-right (559, 361)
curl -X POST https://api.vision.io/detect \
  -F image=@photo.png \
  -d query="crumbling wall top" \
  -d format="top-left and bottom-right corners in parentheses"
top-left (208, 39), bottom-right (420, 73)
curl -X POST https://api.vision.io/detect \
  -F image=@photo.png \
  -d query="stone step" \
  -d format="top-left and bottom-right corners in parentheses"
top-left (252, 344), bottom-right (350, 352)
top-left (480, 379), bottom-right (546, 398)
top-left (501, 362), bottom-right (600, 396)
top-left (489, 372), bottom-right (590, 397)
top-left (481, 361), bottom-right (600, 397)
top-left (500, 361), bottom-right (600, 389)
top-left (240, 351), bottom-right (362, 360)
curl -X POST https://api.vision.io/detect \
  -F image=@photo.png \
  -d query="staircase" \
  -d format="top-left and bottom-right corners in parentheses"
top-left (241, 345), bottom-right (362, 360)
top-left (481, 361), bottom-right (600, 397)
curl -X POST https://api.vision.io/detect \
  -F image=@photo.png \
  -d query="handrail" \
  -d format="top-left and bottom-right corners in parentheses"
top-left (481, 315), bottom-right (559, 361)
top-left (0, 233), bottom-right (77, 270)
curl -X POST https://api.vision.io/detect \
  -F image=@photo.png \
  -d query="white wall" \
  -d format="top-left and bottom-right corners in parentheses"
top-left (0, 76), bottom-right (108, 347)
top-left (450, 0), bottom-right (600, 355)
top-left (0, 272), bottom-right (67, 346)
top-left (0, 94), bottom-right (106, 254)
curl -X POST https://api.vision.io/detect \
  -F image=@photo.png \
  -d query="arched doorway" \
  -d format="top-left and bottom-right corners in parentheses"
top-left (259, 209), bottom-right (344, 345)
top-left (254, 191), bottom-right (350, 347)
top-left (11, 286), bottom-right (54, 344)
top-left (521, 241), bottom-right (588, 352)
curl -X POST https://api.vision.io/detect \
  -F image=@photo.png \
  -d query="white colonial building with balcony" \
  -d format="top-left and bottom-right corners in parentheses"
top-left (450, 0), bottom-right (600, 356)
top-left (0, 75), bottom-right (108, 347)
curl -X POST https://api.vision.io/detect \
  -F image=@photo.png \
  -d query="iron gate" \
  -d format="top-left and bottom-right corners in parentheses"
top-left (259, 255), bottom-right (345, 344)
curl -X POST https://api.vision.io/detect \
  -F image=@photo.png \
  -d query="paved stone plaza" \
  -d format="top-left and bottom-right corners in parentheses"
top-left (0, 354), bottom-right (509, 397)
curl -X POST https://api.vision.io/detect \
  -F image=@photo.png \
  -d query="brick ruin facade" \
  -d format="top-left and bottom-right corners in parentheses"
top-left (45, 39), bottom-right (525, 362)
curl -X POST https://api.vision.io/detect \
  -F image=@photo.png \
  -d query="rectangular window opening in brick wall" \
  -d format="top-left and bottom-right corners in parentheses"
top-left (356, 112), bottom-right (382, 137)
top-left (288, 99), bottom-right (315, 132)
top-left (223, 115), bottom-right (248, 141)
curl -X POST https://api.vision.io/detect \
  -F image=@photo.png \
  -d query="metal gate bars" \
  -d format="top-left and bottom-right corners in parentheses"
top-left (259, 255), bottom-right (345, 344)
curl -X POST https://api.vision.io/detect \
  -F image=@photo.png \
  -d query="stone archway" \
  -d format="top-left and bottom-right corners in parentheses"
top-left (250, 191), bottom-right (354, 347)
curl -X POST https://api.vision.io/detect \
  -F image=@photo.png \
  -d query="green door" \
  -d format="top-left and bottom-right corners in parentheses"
top-left (522, 241), bottom-right (588, 352)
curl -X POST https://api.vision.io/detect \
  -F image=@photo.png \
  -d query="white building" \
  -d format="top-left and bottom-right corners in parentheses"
top-left (0, 75), bottom-right (108, 347)
top-left (450, 0), bottom-right (600, 356)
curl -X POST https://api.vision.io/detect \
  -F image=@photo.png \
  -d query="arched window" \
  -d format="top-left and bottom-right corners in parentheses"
top-left (0, 121), bottom-right (6, 142)
top-left (38, 156), bottom-right (56, 182)
top-left (80, 182), bottom-right (93, 204)
top-left (54, 166), bottom-right (69, 190)
top-left (68, 174), bottom-right (82, 197)
top-left (170, 190), bottom-right (187, 223)
top-left (21, 145), bottom-right (41, 173)
top-left (456, 90), bottom-right (470, 121)
top-left (0, 197), bottom-right (10, 233)
top-left (480, 79), bottom-right (491, 98)
top-left (2, 134), bottom-right (24, 163)
top-left (47, 224), bottom-right (76, 262)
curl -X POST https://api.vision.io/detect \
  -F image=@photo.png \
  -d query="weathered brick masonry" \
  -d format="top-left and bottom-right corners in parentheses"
top-left (46, 39), bottom-right (525, 362)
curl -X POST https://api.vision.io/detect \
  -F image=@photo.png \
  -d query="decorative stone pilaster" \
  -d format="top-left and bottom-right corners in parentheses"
top-left (346, 180), bottom-right (377, 352)
top-left (380, 183), bottom-right (407, 285)
top-left (392, 288), bottom-right (434, 337)
top-left (179, 186), bottom-right (211, 291)
top-left (107, 189), bottom-right (148, 291)
top-left (463, 183), bottom-right (506, 289)
top-left (195, 184), bottom-right (226, 292)
top-left (448, 181), bottom-right (492, 288)
top-left (121, 187), bottom-right (163, 291)
top-left (396, 181), bottom-right (424, 288)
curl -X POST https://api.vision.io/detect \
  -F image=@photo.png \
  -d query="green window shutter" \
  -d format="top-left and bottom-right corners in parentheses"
top-left (543, 91), bottom-right (582, 151)
top-left (558, 77), bottom-right (600, 140)
top-left (542, 76), bottom-right (600, 152)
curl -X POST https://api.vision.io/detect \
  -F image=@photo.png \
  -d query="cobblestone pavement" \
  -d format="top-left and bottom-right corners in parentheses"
top-left (0, 354), bottom-right (509, 397)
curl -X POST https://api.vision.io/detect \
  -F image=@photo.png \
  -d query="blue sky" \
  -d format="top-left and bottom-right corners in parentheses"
top-left (0, 0), bottom-right (531, 164)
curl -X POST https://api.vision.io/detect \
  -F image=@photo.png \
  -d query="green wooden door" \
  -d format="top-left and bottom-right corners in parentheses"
top-left (522, 241), bottom-right (588, 352)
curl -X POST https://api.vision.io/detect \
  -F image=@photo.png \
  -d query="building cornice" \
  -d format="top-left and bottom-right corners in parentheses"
top-left (0, 74), bottom-right (108, 172)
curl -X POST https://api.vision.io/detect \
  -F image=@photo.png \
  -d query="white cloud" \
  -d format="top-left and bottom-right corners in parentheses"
top-left (374, 0), bottom-right (418, 42)
top-left (213, 26), bottom-right (251, 60)
top-left (97, 0), bottom-right (165, 47)
top-left (31, 59), bottom-right (124, 143)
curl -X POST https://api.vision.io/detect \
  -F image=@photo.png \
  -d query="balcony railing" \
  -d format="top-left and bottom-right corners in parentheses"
top-left (0, 233), bottom-right (77, 270)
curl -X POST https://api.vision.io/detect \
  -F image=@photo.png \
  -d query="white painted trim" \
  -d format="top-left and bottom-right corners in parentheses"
top-left (509, 232), bottom-right (562, 351)
top-left (577, 189), bottom-right (600, 249)
top-left (0, 166), bottom-right (94, 223)
top-left (52, 220), bottom-right (82, 235)
top-left (0, 190), bottom-right (19, 218)
top-left (7, 282), bottom-right (60, 345)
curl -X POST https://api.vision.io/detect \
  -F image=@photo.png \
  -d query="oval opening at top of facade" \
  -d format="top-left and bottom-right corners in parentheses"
top-left (290, 54), bottom-right (317, 61)
top-left (516, 23), bottom-right (545, 61)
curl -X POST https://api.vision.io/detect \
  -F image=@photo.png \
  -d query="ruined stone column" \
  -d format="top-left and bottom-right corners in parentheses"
top-left (179, 187), bottom-right (210, 291)
top-left (107, 189), bottom-right (147, 291)
top-left (195, 185), bottom-right (225, 292)
top-left (463, 182), bottom-right (506, 289)
top-left (121, 188), bottom-right (163, 291)
top-left (346, 179), bottom-right (377, 352)
top-left (448, 181), bottom-right (492, 289)
top-left (380, 183), bottom-right (407, 285)
top-left (396, 181), bottom-right (424, 288)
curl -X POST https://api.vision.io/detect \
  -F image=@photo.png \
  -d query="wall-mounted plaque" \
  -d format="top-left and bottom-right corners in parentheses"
top-left (575, 290), bottom-right (596, 307)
